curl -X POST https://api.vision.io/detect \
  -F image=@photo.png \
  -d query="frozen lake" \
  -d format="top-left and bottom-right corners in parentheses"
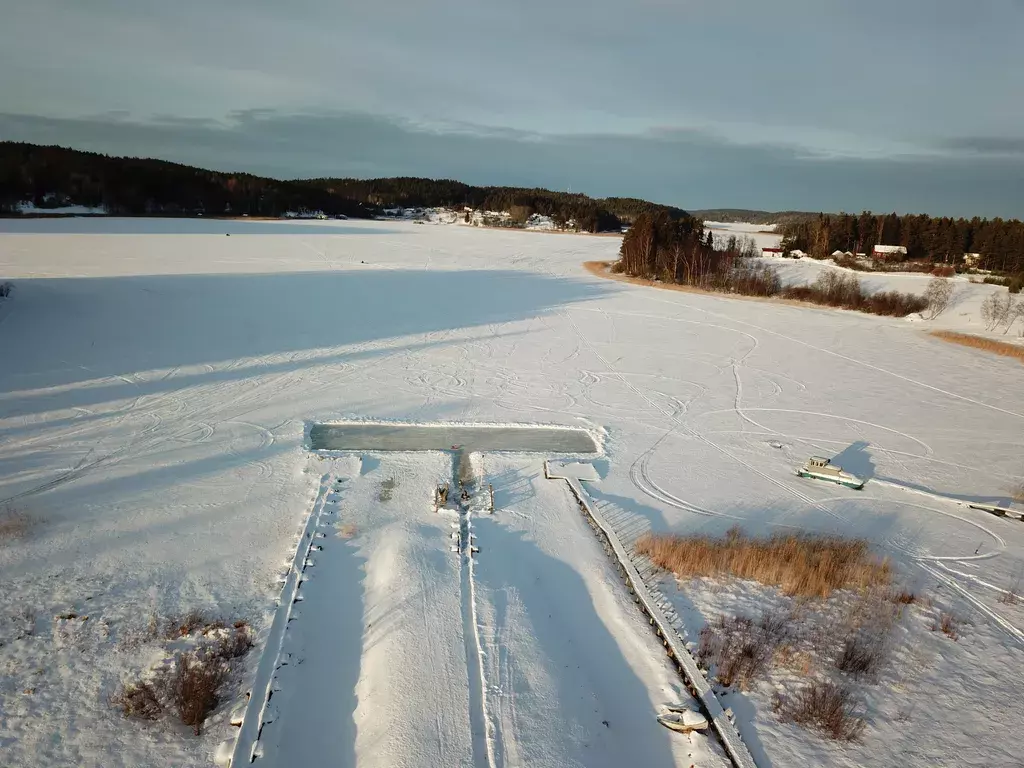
top-left (2, 217), bottom-right (1023, 768)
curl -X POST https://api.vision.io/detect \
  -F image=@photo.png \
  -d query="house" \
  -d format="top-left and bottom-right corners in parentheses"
top-left (872, 244), bottom-right (908, 261)
top-left (963, 252), bottom-right (982, 268)
top-left (762, 247), bottom-right (784, 257)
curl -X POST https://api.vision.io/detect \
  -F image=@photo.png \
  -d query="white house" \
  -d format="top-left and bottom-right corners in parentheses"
top-left (872, 244), bottom-right (908, 261)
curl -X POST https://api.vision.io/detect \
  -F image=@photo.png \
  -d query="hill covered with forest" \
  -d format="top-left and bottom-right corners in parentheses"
top-left (0, 142), bottom-right (692, 233)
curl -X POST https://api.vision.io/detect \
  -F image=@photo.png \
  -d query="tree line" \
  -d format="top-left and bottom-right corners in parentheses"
top-left (0, 142), bottom-right (692, 233)
top-left (0, 143), bottom-right (376, 219)
top-left (616, 212), bottom-right (928, 317)
top-left (779, 211), bottom-right (1024, 273)
top-left (307, 179), bottom-right (691, 232)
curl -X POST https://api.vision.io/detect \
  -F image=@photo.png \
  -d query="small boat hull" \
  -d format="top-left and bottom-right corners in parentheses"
top-left (657, 710), bottom-right (709, 733)
top-left (797, 469), bottom-right (864, 490)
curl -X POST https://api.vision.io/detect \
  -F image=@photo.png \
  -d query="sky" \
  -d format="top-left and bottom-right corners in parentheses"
top-left (2, 0), bottom-right (1023, 217)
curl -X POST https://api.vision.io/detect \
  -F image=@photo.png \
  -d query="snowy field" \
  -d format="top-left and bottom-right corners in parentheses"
top-left (1, 217), bottom-right (1023, 768)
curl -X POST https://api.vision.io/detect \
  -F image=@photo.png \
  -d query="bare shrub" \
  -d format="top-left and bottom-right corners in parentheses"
top-left (111, 680), bottom-right (164, 721)
top-left (166, 610), bottom-right (209, 639)
top-left (890, 590), bottom-right (918, 605)
top-left (773, 680), bottom-right (866, 741)
top-left (1006, 299), bottom-right (1024, 335)
top-left (930, 331), bottom-right (1024, 364)
top-left (114, 612), bottom-right (253, 734)
top-left (934, 612), bottom-right (960, 640)
top-left (924, 278), bottom-right (954, 319)
top-left (997, 566), bottom-right (1022, 605)
top-left (0, 282), bottom-right (11, 298)
top-left (635, 528), bottom-right (891, 599)
top-left (781, 270), bottom-right (927, 317)
top-left (727, 261), bottom-right (782, 296)
top-left (0, 507), bottom-right (31, 542)
top-left (835, 630), bottom-right (887, 679)
top-left (163, 653), bottom-right (227, 735)
top-left (981, 292), bottom-right (1014, 331)
top-left (932, 265), bottom-right (955, 277)
top-left (697, 610), bottom-right (792, 689)
top-left (211, 623), bottom-right (253, 661)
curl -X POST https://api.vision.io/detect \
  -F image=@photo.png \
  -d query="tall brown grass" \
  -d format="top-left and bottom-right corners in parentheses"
top-left (635, 527), bottom-right (892, 599)
top-left (930, 331), bottom-right (1024, 364)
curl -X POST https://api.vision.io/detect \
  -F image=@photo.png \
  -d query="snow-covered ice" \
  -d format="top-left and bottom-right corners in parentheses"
top-left (1, 217), bottom-right (1023, 767)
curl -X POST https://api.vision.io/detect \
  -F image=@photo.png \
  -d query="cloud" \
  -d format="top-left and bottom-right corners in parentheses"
top-left (1, 109), bottom-right (1023, 218)
top-left (936, 136), bottom-right (1024, 156)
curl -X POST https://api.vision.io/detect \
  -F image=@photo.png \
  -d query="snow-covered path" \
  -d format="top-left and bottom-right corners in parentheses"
top-left (1, 217), bottom-right (1022, 768)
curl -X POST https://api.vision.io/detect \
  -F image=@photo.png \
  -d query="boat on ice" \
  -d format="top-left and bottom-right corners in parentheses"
top-left (797, 456), bottom-right (864, 490)
top-left (657, 706), bottom-right (709, 733)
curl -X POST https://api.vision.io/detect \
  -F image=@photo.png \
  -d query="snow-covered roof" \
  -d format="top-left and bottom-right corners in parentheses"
top-left (872, 244), bottom-right (907, 254)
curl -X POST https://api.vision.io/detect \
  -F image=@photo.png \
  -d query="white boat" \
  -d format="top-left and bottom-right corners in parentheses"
top-left (657, 708), bottom-right (709, 733)
top-left (797, 456), bottom-right (864, 490)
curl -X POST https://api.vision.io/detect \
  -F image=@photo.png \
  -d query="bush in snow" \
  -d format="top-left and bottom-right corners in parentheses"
top-left (0, 282), bottom-right (12, 298)
top-left (835, 630), bottom-right (888, 679)
top-left (934, 612), bottom-right (960, 640)
top-left (112, 680), bottom-right (164, 721)
top-left (697, 610), bottom-right (792, 689)
top-left (112, 615), bottom-right (252, 735)
top-left (167, 652), bottom-right (228, 735)
top-left (773, 680), bottom-right (865, 741)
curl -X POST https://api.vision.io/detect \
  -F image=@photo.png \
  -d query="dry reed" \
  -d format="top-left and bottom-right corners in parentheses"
top-left (635, 527), bottom-right (891, 599)
top-left (930, 331), bottom-right (1024, 364)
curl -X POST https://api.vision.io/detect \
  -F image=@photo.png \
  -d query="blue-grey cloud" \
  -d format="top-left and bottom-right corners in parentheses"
top-left (2, 110), bottom-right (1022, 218)
top-left (2, 0), bottom-right (1023, 215)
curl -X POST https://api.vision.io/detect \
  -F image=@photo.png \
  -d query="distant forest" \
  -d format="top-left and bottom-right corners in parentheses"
top-left (0, 142), bottom-right (376, 219)
top-left (779, 212), bottom-right (1024, 273)
top-left (0, 143), bottom-right (691, 233)
top-left (312, 178), bottom-right (692, 232)
top-left (692, 209), bottom-right (818, 227)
